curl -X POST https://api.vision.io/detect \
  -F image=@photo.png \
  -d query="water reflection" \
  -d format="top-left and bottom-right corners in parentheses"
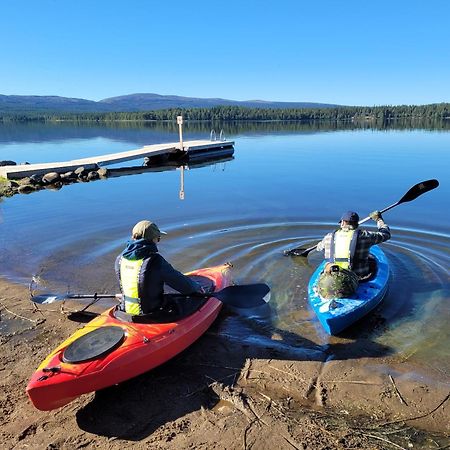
top-left (1, 118), bottom-right (449, 145)
top-left (0, 121), bottom-right (449, 387)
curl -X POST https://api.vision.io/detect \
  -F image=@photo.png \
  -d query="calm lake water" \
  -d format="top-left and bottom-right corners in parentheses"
top-left (0, 121), bottom-right (449, 381)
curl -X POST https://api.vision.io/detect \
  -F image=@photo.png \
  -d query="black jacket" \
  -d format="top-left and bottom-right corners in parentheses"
top-left (115, 239), bottom-right (201, 313)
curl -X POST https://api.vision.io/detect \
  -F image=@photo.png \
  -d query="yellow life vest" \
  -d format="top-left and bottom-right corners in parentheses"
top-left (330, 228), bottom-right (359, 270)
top-left (120, 257), bottom-right (145, 315)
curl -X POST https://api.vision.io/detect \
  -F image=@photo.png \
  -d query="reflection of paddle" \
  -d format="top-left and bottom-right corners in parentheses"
top-left (284, 179), bottom-right (440, 257)
top-left (31, 283), bottom-right (271, 309)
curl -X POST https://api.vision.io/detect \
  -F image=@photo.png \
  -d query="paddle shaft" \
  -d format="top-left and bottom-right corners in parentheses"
top-left (31, 283), bottom-right (270, 309)
top-left (286, 179), bottom-right (439, 257)
top-left (66, 294), bottom-right (118, 299)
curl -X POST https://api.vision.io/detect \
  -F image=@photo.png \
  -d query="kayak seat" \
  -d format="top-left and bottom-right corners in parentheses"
top-left (114, 275), bottom-right (215, 324)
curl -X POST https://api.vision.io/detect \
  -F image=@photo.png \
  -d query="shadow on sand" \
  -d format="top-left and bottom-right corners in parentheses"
top-left (75, 302), bottom-right (393, 440)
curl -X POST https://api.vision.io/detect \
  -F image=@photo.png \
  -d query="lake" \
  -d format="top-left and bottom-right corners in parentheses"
top-left (0, 120), bottom-right (449, 382)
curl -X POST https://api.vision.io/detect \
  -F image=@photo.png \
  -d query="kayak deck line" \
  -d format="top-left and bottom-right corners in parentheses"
top-left (0, 139), bottom-right (234, 179)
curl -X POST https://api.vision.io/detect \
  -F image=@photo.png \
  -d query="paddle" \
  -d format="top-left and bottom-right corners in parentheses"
top-left (284, 179), bottom-right (439, 257)
top-left (31, 283), bottom-right (271, 309)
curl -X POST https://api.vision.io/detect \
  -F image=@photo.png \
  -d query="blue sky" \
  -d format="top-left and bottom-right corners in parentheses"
top-left (1, 0), bottom-right (449, 105)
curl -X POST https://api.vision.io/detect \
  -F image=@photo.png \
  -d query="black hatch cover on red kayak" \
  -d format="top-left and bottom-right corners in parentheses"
top-left (62, 326), bottom-right (125, 363)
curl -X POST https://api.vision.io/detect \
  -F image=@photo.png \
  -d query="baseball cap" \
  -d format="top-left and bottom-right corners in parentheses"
top-left (340, 211), bottom-right (359, 223)
top-left (132, 220), bottom-right (167, 240)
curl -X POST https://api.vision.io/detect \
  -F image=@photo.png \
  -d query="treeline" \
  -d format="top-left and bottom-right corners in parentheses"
top-left (1, 103), bottom-right (449, 123)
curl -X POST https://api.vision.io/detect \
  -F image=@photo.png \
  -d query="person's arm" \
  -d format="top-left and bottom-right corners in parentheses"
top-left (115, 255), bottom-right (121, 283)
top-left (368, 211), bottom-right (391, 244)
top-left (316, 233), bottom-right (331, 252)
top-left (160, 258), bottom-right (203, 294)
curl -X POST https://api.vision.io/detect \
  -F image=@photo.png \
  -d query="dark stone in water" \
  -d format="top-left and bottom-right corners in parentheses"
top-left (29, 174), bottom-right (42, 185)
top-left (44, 182), bottom-right (63, 191)
top-left (61, 171), bottom-right (76, 181)
top-left (0, 160), bottom-right (16, 166)
top-left (87, 171), bottom-right (99, 181)
top-left (18, 185), bottom-right (35, 194)
top-left (42, 172), bottom-right (61, 184)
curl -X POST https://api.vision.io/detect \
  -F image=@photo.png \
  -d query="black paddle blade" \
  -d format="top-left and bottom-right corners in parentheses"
top-left (399, 179), bottom-right (439, 203)
top-left (284, 248), bottom-right (309, 257)
top-left (284, 244), bottom-right (317, 258)
top-left (214, 283), bottom-right (271, 308)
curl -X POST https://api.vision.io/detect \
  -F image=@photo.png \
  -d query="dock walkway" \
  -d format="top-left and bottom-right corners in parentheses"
top-left (0, 139), bottom-right (234, 179)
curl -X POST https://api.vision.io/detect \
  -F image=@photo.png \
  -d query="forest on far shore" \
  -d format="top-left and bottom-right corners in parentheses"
top-left (1, 103), bottom-right (449, 123)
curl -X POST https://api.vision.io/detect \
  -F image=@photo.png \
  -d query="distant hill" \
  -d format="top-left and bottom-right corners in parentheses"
top-left (0, 95), bottom-right (111, 113)
top-left (0, 93), bottom-right (340, 113)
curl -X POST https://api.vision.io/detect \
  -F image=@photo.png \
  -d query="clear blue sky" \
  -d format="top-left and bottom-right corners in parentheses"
top-left (1, 0), bottom-right (449, 106)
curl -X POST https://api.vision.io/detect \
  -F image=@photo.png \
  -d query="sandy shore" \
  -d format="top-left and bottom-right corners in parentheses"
top-left (0, 278), bottom-right (449, 449)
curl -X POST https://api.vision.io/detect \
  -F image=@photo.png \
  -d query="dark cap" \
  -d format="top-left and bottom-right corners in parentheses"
top-left (340, 211), bottom-right (359, 223)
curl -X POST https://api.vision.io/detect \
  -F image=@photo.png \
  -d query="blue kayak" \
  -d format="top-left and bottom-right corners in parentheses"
top-left (308, 245), bottom-right (390, 335)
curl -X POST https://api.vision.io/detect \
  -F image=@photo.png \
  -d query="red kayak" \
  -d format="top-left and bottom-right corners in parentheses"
top-left (27, 264), bottom-right (232, 411)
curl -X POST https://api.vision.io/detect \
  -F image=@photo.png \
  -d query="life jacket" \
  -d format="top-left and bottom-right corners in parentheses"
top-left (328, 228), bottom-right (360, 270)
top-left (119, 254), bottom-right (156, 315)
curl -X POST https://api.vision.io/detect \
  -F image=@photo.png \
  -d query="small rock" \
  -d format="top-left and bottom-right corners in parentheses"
top-left (19, 177), bottom-right (32, 185)
top-left (42, 172), bottom-right (61, 184)
top-left (29, 174), bottom-right (42, 185)
top-left (87, 171), bottom-right (99, 181)
top-left (18, 185), bottom-right (35, 194)
top-left (97, 168), bottom-right (108, 177)
top-left (74, 167), bottom-right (87, 178)
top-left (44, 182), bottom-right (62, 191)
top-left (61, 171), bottom-right (75, 180)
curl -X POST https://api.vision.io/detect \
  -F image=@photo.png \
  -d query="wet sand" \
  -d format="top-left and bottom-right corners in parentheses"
top-left (0, 278), bottom-right (449, 449)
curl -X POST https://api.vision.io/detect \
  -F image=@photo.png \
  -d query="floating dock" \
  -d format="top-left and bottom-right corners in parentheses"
top-left (0, 139), bottom-right (234, 180)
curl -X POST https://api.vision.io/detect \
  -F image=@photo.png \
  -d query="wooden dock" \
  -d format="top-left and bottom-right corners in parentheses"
top-left (0, 139), bottom-right (234, 179)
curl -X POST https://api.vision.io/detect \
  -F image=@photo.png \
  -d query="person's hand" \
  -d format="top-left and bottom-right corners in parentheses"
top-left (198, 286), bottom-right (209, 296)
top-left (369, 210), bottom-right (383, 222)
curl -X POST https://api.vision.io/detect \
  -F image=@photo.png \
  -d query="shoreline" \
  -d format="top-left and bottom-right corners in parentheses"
top-left (1, 276), bottom-right (449, 449)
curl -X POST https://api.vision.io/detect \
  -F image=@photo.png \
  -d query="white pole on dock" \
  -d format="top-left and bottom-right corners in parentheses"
top-left (177, 115), bottom-right (184, 151)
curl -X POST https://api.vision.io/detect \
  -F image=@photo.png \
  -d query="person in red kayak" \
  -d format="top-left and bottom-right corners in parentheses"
top-left (315, 210), bottom-right (391, 298)
top-left (115, 220), bottom-right (203, 315)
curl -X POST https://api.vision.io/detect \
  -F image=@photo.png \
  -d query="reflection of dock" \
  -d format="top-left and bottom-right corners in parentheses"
top-left (0, 139), bottom-right (234, 179)
top-left (107, 151), bottom-right (234, 177)
top-left (108, 150), bottom-right (235, 201)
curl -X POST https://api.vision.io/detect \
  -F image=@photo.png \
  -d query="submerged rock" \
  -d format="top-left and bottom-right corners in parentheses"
top-left (44, 182), bottom-right (63, 191)
top-left (18, 185), bottom-right (36, 194)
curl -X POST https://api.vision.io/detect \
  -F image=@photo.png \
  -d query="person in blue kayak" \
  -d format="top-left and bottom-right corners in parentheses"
top-left (315, 210), bottom-right (391, 298)
top-left (115, 220), bottom-right (203, 315)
